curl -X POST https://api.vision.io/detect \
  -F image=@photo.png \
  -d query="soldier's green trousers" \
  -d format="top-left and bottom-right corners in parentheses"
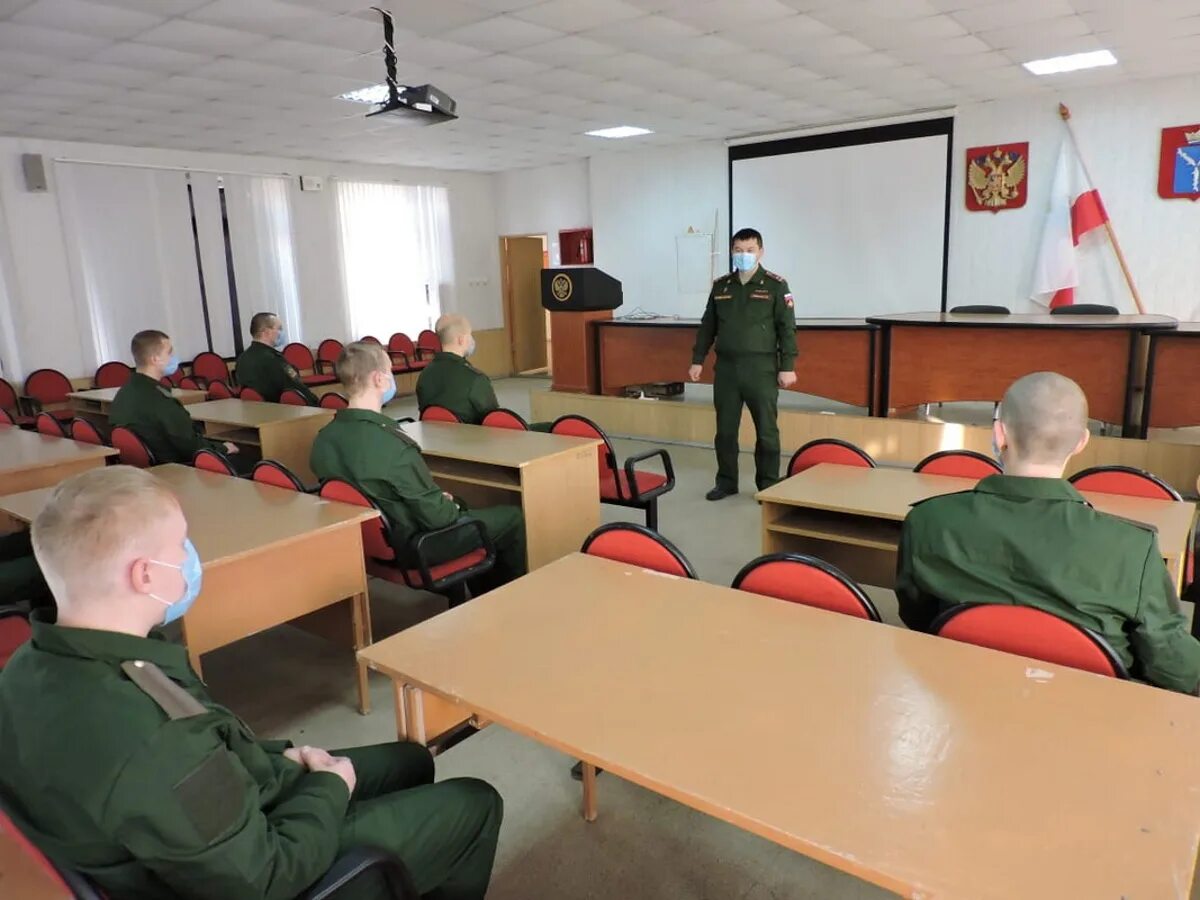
top-left (713, 354), bottom-right (780, 493)
top-left (334, 742), bottom-right (503, 900)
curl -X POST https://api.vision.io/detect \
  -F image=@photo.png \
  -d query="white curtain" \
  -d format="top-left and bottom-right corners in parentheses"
top-left (334, 180), bottom-right (453, 340)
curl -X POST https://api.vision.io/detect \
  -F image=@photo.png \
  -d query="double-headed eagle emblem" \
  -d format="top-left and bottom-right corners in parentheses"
top-left (968, 147), bottom-right (1027, 209)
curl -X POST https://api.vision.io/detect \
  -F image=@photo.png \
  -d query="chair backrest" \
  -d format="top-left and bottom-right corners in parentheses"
top-left (732, 553), bottom-right (881, 620)
top-left (787, 438), bottom-right (876, 477)
top-left (319, 392), bottom-right (349, 410)
top-left (23, 369), bottom-right (72, 405)
top-left (110, 426), bottom-right (155, 468)
top-left (239, 387), bottom-right (265, 402)
top-left (420, 405), bottom-right (461, 423)
top-left (0, 378), bottom-right (18, 415)
top-left (932, 604), bottom-right (1128, 678)
top-left (949, 305), bottom-right (1010, 315)
top-left (481, 408), bottom-right (529, 431)
top-left (93, 361), bottom-right (132, 389)
top-left (207, 381), bottom-right (236, 400)
top-left (279, 389), bottom-right (309, 406)
top-left (191, 351), bottom-right (229, 385)
top-left (0, 408), bottom-right (13, 426)
top-left (252, 460), bottom-right (306, 491)
top-left (581, 522), bottom-right (696, 578)
top-left (178, 376), bottom-right (203, 391)
top-left (914, 449), bottom-right (1001, 480)
top-left (317, 338), bottom-right (344, 364)
top-left (69, 418), bottom-right (106, 447)
top-left (551, 414), bottom-right (617, 477)
top-left (389, 333), bottom-right (416, 356)
top-left (360, 335), bottom-right (382, 345)
top-left (318, 479), bottom-right (395, 562)
top-left (417, 329), bottom-right (440, 354)
top-left (35, 412), bottom-right (68, 438)
top-left (1050, 304), bottom-right (1119, 316)
top-left (0, 612), bottom-right (32, 671)
top-left (164, 368), bottom-right (185, 387)
top-left (193, 448), bottom-right (237, 476)
top-left (0, 802), bottom-right (81, 898)
top-left (282, 342), bottom-right (316, 371)
top-left (1068, 465), bottom-right (1181, 501)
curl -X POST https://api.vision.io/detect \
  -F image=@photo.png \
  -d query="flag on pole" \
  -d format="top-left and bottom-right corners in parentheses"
top-left (1030, 140), bottom-right (1110, 308)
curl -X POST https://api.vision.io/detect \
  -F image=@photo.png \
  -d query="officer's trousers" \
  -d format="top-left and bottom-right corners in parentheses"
top-left (334, 742), bottom-right (503, 900)
top-left (713, 354), bottom-right (780, 492)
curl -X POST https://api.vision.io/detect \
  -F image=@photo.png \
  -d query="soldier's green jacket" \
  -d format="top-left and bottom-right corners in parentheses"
top-left (691, 267), bottom-right (797, 369)
top-left (415, 352), bottom-right (498, 425)
top-left (896, 475), bottom-right (1200, 693)
top-left (0, 613), bottom-right (349, 899)
top-left (235, 341), bottom-right (318, 405)
top-left (109, 372), bottom-right (224, 464)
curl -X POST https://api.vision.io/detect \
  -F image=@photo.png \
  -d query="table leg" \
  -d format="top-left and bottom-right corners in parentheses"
top-left (403, 684), bottom-right (428, 746)
top-left (351, 592), bottom-right (372, 715)
top-left (581, 762), bottom-right (598, 823)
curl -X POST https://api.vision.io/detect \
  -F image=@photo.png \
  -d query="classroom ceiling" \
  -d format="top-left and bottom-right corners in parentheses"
top-left (0, 0), bottom-right (1195, 173)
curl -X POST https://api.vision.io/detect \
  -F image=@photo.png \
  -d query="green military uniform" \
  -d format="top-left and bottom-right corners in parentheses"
top-left (692, 267), bottom-right (797, 492)
top-left (896, 475), bottom-right (1200, 693)
top-left (0, 613), bottom-right (502, 899)
top-left (109, 372), bottom-right (227, 466)
top-left (235, 341), bottom-right (318, 405)
top-left (416, 352), bottom-right (499, 425)
top-left (310, 409), bottom-right (527, 584)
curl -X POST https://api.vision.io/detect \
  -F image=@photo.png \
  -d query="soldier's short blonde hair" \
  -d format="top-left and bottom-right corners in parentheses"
top-left (336, 341), bottom-right (390, 396)
top-left (435, 314), bottom-right (471, 347)
top-left (32, 466), bottom-right (181, 607)
top-left (999, 372), bottom-right (1089, 465)
top-left (131, 330), bottom-right (170, 367)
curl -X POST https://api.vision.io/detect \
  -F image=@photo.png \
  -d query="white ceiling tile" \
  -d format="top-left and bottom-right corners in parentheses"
top-left (88, 41), bottom-right (211, 72)
top-left (11, 0), bottom-right (163, 38)
top-left (442, 15), bottom-right (565, 51)
top-left (87, 0), bottom-right (208, 13)
top-left (0, 21), bottom-right (109, 53)
top-left (512, 0), bottom-right (646, 31)
top-left (135, 19), bottom-right (270, 54)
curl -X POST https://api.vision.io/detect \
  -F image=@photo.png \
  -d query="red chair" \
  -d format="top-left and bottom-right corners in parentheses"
top-left (481, 408), bottom-right (529, 431)
top-left (193, 448), bottom-right (238, 476)
top-left (239, 387), bottom-right (265, 402)
top-left (316, 339), bottom-right (344, 375)
top-left (0, 607), bottom-right (31, 671)
top-left (179, 376), bottom-right (203, 391)
top-left (787, 438), bottom-right (876, 477)
top-left (416, 329), bottom-right (440, 360)
top-left (420, 405), bottom-right (461, 423)
top-left (388, 333), bottom-right (427, 370)
top-left (35, 412), bottom-right (69, 438)
top-left (22, 369), bottom-right (74, 423)
top-left (1068, 465), bottom-right (1181, 501)
top-left (191, 351), bottom-right (229, 387)
top-left (70, 417), bottom-right (107, 447)
top-left (93, 361), bottom-right (132, 389)
top-left (280, 389), bottom-right (311, 406)
top-left (0, 409), bottom-right (12, 426)
top-left (551, 414), bottom-right (675, 530)
top-left (932, 604), bottom-right (1129, 678)
top-left (581, 522), bottom-right (695, 578)
top-left (164, 368), bottom-right (186, 387)
top-left (207, 381), bottom-right (238, 400)
top-left (732, 553), bottom-right (880, 620)
top-left (283, 342), bottom-right (337, 386)
top-left (318, 479), bottom-right (495, 601)
top-left (320, 392), bottom-right (349, 410)
top-left (361, 335), bottom-right (383, 345)
top-left (914, 449), bottom-right (1001, 479)
top-left (253, 459), bottom-right (308, 491)
top-left (110, 426), bottom-right (156, 468)
top-left (0, 378), bottom-right (31, 427)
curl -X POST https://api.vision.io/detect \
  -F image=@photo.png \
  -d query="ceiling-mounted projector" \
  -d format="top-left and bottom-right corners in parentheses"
top-left (365, 6), bottom-right (457, 126)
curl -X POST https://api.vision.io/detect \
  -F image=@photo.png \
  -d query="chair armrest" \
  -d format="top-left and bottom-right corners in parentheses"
top-left (315, 359), bottom-right (335, 375)
top-left (387, 350), bottom-right (412, 368)
top-left (301, 847), bottom-right (419, 900)
top-left (411, 516), bottom-right (496, 587)
top-left (18, 395), bottom-right (41, 415)
top-left (394, 417), bottom-right (415, 425)
top-left (623, 448), bottom-right (675, 502)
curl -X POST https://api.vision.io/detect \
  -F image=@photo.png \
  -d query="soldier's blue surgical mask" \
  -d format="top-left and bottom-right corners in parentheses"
top-left (464, 337), bottom-right (477, 359)
top-left (381, 377), bottom-right (398, 405)
top-left (163, 355), bottom-right (181, 377)
top-left (732, 251), bottom-right (758, 272)
top-left (274, 329), bottom-right (287, 350)
top-left (149, 538), bottom-right (203, 625)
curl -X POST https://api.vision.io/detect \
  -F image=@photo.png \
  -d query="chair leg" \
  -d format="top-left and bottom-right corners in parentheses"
top-left (645, 499), bottom-right (658, 531)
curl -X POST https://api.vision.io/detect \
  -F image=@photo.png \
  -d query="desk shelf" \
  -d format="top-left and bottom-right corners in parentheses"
top-left (427, 458), bottom-right (521, 492)
top-left (762, 505), bottom-right (899, 552)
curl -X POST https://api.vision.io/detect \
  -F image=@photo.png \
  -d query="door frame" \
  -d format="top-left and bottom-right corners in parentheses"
top-left (499, 234), bottom-right (549, 375)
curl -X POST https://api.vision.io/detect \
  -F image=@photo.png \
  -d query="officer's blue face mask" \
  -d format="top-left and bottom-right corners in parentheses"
top-left (274, 328), bottom-right (287, 351)
top-left (162, 354), bottom-right (181, 377)
top-left (732, 251), bottom-right (758, 272)
top-left (381, 375), bottom-right (398, 406)
top-left (149, 538), bottom-right (203, 625)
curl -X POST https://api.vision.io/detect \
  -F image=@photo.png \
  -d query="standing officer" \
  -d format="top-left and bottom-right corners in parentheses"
top-left (689, 228), bottom-right (797, 501)
top-left (235, 312), bottom-right (318, 404)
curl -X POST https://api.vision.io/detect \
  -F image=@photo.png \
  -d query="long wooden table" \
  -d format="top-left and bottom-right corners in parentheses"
top-left (0, 425), bottom-right (116, 495)
top-left (759, 464), bottom-right (1197, 592)
top-left (0, 464), bottom-right (378, 712)
top-left (400, 421), bottom-right (601, 571)
top-left (1142, 322), bottom-right (1200, 437)
top-left (867, 312), bottom-right (1178, 434)
top-left (69, 386), bottom-right (208, 421)
top-left (594, 317), bottom-right (879, 411)
top-left (359, 552), bottom-right (1200, 899)
top-left (186, 399), bottom-right (332, 483)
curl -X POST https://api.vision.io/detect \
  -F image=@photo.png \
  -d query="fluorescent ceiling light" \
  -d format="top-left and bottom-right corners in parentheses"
top-left (1022, 50), bottom-right (1117, 75)
top-left (585, 126), bottom-right (653, 139)
top-left (338, 83), bottom-right (391, 104)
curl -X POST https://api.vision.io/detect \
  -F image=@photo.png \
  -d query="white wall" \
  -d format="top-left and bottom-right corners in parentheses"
top-left (495, 159), bottom-right (590, 266)
top-left (0, 137), bottom-right (503, 379)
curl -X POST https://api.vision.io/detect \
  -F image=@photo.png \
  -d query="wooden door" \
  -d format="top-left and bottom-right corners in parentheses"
top-left (502, 237), bottom-right (547, 373)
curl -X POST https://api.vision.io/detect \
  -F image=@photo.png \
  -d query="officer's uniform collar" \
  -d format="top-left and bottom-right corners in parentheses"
top-left (433, 351), bottom-right (467, 366)
top-left (251, 340), bottom-right (281, 357)
top-left (972, 474), bottom-right (1088, 504)
top-left (129, 371), bottom-right (160, 388)
top-left (28, 609), bottom-right (191, 677)
top-left (334, 407), bottom-right (398, 426)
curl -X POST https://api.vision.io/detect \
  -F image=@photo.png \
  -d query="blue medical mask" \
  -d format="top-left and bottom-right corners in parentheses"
top-left (732, 251), bottom-right (758, 272)
top-left (381, 378), bottom-right (397, 406)
top-left (149, 538), bottom-right (203, 625)
top-left (163, 355), bottom-right (180, 377)
top-left (464, 337), bottom-right (477, 359)
top-left (274, 329), bottom-right (287, 351)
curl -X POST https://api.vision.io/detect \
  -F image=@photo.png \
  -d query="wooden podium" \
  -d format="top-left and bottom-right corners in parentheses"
top-left (541, 267), bottom-right (622, 394)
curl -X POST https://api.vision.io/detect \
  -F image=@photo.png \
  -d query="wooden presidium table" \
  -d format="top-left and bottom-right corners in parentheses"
top-left (400, 421), bottom-right (601, 571)
top-left (69, 386), bottom-right (208, 421)
top-left (186, 399), bottom-right (332, 483)
top-left (0, 464), bottom-right (379, 712)
top-left (759, 464), bottom-right (1197, 592)
top-left (868, 312), bottom-right (1178, 434)
top-left (595, 318), bottom-right (879, 411)
top-left (360, 552), bottom-right (1200, 899)
top-left (0, 425), bottom-right (116, 495)
top-left (1142, 323), bottom-right (1200, 437)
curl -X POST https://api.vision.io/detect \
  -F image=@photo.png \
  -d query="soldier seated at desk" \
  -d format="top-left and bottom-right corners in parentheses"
top-left (0, 466), bottom-right (503, 899)
top-left (312, 341), bottom-right (527, 591)
top-left (235, 312), bottom-right (319, 405)
top-left (896, 371), bottom-right (1200, 694)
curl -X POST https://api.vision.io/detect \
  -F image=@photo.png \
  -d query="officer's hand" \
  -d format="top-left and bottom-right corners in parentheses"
top-left (777, 371), bottom-right (797, 389)
top-left (283, 745), bottom-right (333, 768)
top-left (442, 491), bottom-right (455, 503)
top-left (688, 364), bottom-right (703, 382)
top-left (307, 752), bottom-right (357, 795)
top-left (223, 441), bottom-right (240, 454)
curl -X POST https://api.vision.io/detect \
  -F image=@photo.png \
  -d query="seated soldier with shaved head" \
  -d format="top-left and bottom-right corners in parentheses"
top-left (897, 371), bottom-right (1200, 693)
top-left (415, 314), bottom-right (499, 425)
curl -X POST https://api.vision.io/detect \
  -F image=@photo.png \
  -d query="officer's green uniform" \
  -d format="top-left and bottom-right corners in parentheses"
top-left (235, 341), bottom-right (318, 405)
top-left (416, 352), bottom-right (499, 425)
top-left (896, 475), bottom-right (1200, 693)
top-left (692, 267), bottom-right (797, 492)
top-left (0, 613), bottom-right (502, 899)
top-left (310, 409), bottom-right (527, 585)
top-left (109, 372), bottom-right (228, 466)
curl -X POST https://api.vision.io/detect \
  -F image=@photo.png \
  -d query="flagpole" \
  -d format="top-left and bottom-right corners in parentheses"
top-left (1058, 103), bottom-right (1146, 314)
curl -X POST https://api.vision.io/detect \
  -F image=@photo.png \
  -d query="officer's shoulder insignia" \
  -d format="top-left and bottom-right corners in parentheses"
top-left (121, 660), bottom-right (207, 720)
top-left (156, 385), bottom-right (174, 398)
top-left (909, 490), bottom-right (974, 510)
top-left (285, 365), bottom-right (300, 379)
top-left (1096, 510), bottom-right (1158, 535)
top-left (762, 269), bottom-right (785, 282)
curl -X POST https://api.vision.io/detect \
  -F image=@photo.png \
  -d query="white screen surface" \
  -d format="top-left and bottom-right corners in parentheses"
top-left (731, 133), bottom-right (949, 317)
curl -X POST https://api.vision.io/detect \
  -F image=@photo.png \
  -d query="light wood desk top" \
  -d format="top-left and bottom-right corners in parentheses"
top-left (69, 387), bottom-right (208, 405)
top-left (186, 399), bottom-right (333, 428)
top-left (0, 425), bottom-right (116, 473)
top-left (360, 553), bottom-right (1200, 899)
top-left (866, 312), bottom-right (1179, 330)
top-left (0, 464), bottom-right (375, 562)
top-left (400, 421), bottom-right (601, 468)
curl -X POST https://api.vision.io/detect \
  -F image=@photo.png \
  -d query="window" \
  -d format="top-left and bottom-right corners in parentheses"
top-left (335, 180), bottom-right (453, 341)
